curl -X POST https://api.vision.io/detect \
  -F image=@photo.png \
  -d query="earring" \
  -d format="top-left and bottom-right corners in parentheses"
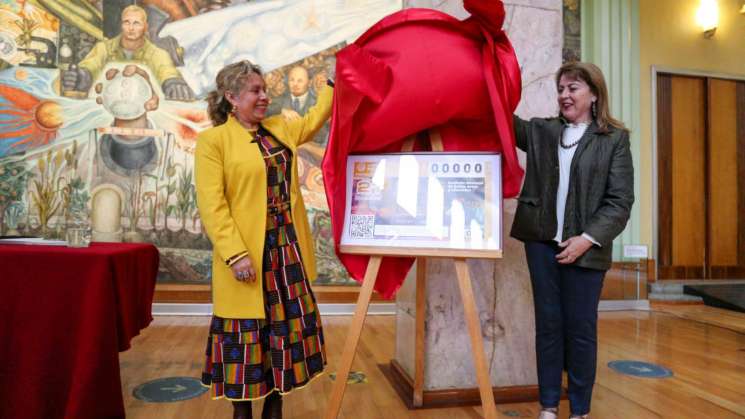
top-left (591, 101), bottom-right (597, 119)
top-left (231, 104), bottom-right (237, 114)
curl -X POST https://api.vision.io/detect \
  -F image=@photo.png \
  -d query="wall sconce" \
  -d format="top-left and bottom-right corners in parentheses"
top-left (696, 0), bottom-right (719, 38)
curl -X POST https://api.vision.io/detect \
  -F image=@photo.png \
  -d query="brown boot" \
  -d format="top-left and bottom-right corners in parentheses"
top-left (262, 392), bottom-right (282, 419)
top-left (232, 401), bottom-right (252, 419)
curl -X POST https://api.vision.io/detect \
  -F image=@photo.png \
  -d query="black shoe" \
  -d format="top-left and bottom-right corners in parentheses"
top-left (262, 392), bottom-right (282, 419)
top-left (232, 401), bottom-right (253, 419)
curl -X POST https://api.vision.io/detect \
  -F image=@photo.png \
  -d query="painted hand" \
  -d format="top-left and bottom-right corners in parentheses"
top-left (162, 78), bottom-right (196, 101)
top-left (94, 65), bottom-right (159, 112)
top-left (62, 67), bottom-right (92, 91)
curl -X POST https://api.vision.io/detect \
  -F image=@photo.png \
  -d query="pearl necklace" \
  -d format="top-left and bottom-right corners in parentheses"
top-left (560, 122), bottom-right (588, 149)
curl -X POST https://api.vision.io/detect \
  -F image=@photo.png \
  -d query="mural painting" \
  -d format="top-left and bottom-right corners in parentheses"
top-left (0, 0), bottom-right (402, 285)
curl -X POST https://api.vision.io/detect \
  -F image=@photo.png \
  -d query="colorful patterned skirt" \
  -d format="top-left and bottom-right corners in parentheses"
top-left (201, 134), bottom-right (326, 401)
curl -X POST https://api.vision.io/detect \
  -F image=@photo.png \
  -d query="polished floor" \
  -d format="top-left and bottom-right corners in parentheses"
top-left (120, 306), bottom-right (745, 418)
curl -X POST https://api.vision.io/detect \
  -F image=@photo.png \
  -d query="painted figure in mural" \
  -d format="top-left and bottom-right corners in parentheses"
top-left (268, 65), bottom-right (317, 120)
top-left (94, 64), bottom-right (162, 175)
top-left (511, 62), bottom-right (634, 419)
top-left (264, 70), bottom-right (286, 98)
top-left (195, 60), bottom-right (333, 419)
top-left (61, 5), bottom-right (195, 101)
top-left (311, 69), bottom-right (329, 96)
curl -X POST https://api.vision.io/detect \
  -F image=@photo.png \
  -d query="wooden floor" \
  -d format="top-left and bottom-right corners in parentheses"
top-left (120, 307), bottom-right (745, 419)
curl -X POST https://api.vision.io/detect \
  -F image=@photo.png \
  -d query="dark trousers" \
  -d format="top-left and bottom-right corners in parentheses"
top-left (524, 241), bottom-right (605, 416)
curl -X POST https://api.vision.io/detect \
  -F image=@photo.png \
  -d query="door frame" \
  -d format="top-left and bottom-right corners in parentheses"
top-left (651, 66), bottom-right (745, 279)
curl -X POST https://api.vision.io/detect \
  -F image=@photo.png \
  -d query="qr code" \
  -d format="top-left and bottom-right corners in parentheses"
top-left (350, 215), bottom-right (375, 239)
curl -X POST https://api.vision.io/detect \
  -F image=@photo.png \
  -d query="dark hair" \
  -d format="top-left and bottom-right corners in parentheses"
top-left (206, 60), bottom-right (263, 126)
top-left (556, 61), bottom-right (628, 134)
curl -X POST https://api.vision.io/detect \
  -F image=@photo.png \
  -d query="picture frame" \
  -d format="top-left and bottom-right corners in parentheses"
top-left (340, 152), bottom-right (503, 259)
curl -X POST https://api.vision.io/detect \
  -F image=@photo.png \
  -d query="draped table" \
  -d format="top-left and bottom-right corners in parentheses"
top-left (0, 242), bottom-right (159, 419)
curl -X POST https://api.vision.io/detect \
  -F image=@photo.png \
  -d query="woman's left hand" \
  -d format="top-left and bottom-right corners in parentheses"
top-left (281, 108), bottom-right (302, 121)
top-left (556, 236), bottom-right (593, 264)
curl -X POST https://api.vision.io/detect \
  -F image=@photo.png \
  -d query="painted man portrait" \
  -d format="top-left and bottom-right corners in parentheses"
top-left (268, 65), bottom-right (317, 120)
top-left (62, 5), bottom-right (195, 101)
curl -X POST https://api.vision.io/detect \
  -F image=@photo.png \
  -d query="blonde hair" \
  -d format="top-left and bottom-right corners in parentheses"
top-left (121, 4), bottom-right (148, 24)
top-left (206, 60), bottom-right (263, 126)
top-left (556, 62), bottom-right (628, 134)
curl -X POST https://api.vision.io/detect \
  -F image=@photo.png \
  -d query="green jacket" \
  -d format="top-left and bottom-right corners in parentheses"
top-left (78, 35), bottom-right (182, 84)
top-left (510, 116), bottom-right (634, 271)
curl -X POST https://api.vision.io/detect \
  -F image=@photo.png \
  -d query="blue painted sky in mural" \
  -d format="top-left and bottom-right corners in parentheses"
top-left (0, 68), bottom-right (110, 158)
top-left (0, 66), bottom-right (210, 159)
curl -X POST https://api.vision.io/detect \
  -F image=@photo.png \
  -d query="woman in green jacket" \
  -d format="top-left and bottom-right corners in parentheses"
top-left (512, 62), bottom-right (634, 419)
top-left (196, 60), bottom-right (332, 419)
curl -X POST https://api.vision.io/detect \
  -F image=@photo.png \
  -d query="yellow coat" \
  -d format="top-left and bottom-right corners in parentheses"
top-left (195, 85), bottom-right (332, 318)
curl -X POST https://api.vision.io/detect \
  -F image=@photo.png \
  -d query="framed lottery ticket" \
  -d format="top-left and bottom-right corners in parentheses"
top-left (340, 153), bottom-right (502, 258)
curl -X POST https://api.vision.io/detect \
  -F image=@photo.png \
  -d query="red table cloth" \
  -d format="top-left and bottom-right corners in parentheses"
top-left (322, 0), bottom-right (523, 298)
top-left (0, 242), bottom-right (159, 419)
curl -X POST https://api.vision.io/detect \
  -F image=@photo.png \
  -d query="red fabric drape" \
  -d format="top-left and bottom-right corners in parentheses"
top-left (321, 0), bottom-right (523, 299)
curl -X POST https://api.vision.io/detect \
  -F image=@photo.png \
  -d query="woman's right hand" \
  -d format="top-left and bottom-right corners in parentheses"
top-left (230, 256), bottom-right (257, 282)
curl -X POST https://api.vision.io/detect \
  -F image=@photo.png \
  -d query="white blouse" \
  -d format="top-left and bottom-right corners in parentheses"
top-left (554, 122), bottom-right (599, 246)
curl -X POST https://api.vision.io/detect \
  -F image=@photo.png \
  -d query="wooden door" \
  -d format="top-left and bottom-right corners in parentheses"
top-left (657, 74), bottom-right (706, 279)
top-left (707, 79), bottom-right (745, 278)
top-left (657, 74), bottom-right (745, 279)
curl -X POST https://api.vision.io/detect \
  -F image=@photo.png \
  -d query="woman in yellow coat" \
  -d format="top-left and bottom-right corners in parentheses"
top-left (196, 60), bottom-right (332, 419)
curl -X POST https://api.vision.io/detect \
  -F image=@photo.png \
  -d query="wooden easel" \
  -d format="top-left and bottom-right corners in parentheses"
top-left (324, 131), bottom-right (501, 419)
